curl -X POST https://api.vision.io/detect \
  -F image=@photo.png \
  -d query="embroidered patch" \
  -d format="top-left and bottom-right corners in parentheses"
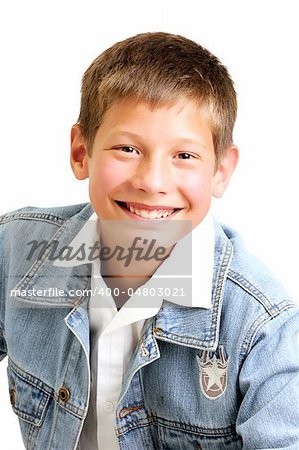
top-left (196, 345), bottom-right (229, 400)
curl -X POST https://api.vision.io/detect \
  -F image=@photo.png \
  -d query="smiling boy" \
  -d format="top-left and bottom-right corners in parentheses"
top-left (70, 95), bottom-right (237, 309)
top-left (1, 32), bottom-right (299, 450)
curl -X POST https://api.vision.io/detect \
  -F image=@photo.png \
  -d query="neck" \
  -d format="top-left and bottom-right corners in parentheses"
top-left (99, 230), bottom-right (174, 308)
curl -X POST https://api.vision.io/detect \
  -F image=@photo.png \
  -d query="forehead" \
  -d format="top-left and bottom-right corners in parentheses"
top-left (103, 96), bottom-right (209, 122)
top-left (97, 97), bottom-right (214, 149)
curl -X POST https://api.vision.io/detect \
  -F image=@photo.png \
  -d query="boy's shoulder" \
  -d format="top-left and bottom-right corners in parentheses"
top-left (218, 221), bottom-right (295, 318)
top-left (0, 203), bottom-right (92, 226)
top-left (0, 203), bottom-right (94, 266)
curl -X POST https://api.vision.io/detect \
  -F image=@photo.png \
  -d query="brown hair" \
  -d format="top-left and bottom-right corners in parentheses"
top-left (78, 32), bottom-right (237, 164)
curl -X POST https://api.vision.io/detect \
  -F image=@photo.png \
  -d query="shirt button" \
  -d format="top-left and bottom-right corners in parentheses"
top-left (103, 401), bottom-right (114, 412)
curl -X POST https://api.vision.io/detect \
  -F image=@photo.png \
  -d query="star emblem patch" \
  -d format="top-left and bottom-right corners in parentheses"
top-left (196, 345), bottom-right (229, 400)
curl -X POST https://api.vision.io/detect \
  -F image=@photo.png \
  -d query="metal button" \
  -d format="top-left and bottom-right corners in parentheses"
top-left (58, 386), bottom-right (70, 402)
top-left (9, 388), bottom-right (16, 406)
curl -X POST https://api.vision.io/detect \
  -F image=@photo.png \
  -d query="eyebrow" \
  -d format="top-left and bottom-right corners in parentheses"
top-left (109, 130), bottom-right (208, 151)
top-left (110, 131), bottom-right (142, 140)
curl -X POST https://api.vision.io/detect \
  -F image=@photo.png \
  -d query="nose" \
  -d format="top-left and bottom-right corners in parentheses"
top-left (131, 156), bottom-right (171, 194)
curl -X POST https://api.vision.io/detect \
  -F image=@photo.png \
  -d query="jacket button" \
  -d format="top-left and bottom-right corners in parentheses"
top-left (9, 388), bottom-right (16, 406)
top-left (58, 386), bottom-right (70, 402)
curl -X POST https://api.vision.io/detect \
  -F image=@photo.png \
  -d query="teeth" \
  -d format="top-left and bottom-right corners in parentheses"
top-left (127, 204), bottom-right (175, 219)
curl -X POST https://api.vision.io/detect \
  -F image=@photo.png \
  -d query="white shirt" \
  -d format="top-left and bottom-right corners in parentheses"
top-left (55, 212), bottom-right (215, 450)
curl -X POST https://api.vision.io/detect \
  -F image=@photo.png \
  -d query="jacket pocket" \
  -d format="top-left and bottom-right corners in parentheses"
top-left (7, 358), bottom-right (53, 427)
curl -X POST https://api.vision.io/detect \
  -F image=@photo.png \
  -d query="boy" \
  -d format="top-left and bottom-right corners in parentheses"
top-left (0, 32), bottom-right (298, 450)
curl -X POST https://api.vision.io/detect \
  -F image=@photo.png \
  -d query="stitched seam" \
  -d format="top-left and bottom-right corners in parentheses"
top-left (47, 397), bottom-right (61, 450)
top-left (47, 332), bottom-right (87, 449)
top-left (8, 360), bottom-right (52, 426)
top-left (0, 213), bottom-right (66, 225)
top-left (154, 332), bottom-right (214, 348)
top-left (0, 203), bottom-right (90, 226)
top-left (0, 223), bottom-right (5, 337)
top-left (53, 389), bottom-right (86, 417)
top-left (52, 325), bottom-right (87, 418)
top-left (210, 239), bottom-right (234, 343)
top-left (117, 333), bottom-right (160, 408)
top-left (9, 358), bottom-right (54, 396)
top-left (152, 416), bottom-right (236, 437)
top-left (227, 269), bottom-right (292, 317)
top-left (9, 357), bottom-right (85, 417)
top-left (27, 422), bottom-right (38, 450)
top-left (11, 395), bottom-right (50, 425)
top-left (239, 313), bottom-right (270, 364)
top-left (240, 302), bottom-right (295, 361)
top-left (117, 415), bottom-right (152, 435)
top-left (138, 369), bottom-right (146, 408)
top-left (117, 414), bottom-right (237, 437)
top-left (135, 371), bottom-right (157, 444)
top-left (152, 240), bottom-right (233, 349)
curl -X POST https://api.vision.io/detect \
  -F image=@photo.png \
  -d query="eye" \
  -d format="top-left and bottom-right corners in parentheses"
top-left (176, 152), bottom-right (196, 160)
top-left (114, 145), bottom-right (139, 154)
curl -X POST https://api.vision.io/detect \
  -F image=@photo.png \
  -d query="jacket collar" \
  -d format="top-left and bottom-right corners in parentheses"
top-left (152, 221), bottom-right (233, 350)
top-left (53, 208), bottom-right (215, 310)
top-left (12, 203), bottom-right (233, 350)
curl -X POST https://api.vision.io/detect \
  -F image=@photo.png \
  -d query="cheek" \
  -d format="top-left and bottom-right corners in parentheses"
top-left (181, 172), bottom-right (214, 205)
top-left (89, 160), bottom-right (127, 194)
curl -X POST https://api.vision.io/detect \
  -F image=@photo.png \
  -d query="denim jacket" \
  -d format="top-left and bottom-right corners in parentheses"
top-left (0, 203), bottom-right (298, 450)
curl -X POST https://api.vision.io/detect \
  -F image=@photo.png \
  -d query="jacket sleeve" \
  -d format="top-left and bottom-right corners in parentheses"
top-left (236, 306), bottom-right (299, 449)
top-left (0, 222), bottom-right (7, 362)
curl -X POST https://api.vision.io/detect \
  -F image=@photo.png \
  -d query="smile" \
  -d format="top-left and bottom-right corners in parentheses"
top-left (115, 201), bottom-right (182, 220)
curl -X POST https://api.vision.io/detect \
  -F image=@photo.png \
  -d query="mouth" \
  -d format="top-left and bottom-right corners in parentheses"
top-left (115, 201), bottom-right (183, 220)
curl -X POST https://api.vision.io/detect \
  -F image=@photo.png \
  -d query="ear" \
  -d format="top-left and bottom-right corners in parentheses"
top-left (212, 145), bottom-right (239, 198)
top-left (70, 124), bottom-right (90, 180)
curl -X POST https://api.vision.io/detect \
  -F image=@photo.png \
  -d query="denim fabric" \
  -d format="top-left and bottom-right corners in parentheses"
top-left (0, 203), bottom-right (298, 449)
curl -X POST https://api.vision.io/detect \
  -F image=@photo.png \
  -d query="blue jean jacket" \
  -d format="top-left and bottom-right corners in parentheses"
top-left (0, 203), bottom-right (298, 450)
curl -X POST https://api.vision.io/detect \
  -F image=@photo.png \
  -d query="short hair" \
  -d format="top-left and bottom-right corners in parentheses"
top-left (78, 32), bottom-right (237, 164)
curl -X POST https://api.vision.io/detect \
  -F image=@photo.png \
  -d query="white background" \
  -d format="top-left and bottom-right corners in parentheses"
top-left (1, 1), bottom-right (298, 448)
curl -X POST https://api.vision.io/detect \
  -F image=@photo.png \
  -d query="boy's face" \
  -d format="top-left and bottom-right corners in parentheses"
top-left (71, 97), bottom-right (238, 230)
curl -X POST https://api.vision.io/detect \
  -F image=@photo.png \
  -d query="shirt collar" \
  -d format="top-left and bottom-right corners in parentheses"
top-left (54, 211), bottom-right (214, 310)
